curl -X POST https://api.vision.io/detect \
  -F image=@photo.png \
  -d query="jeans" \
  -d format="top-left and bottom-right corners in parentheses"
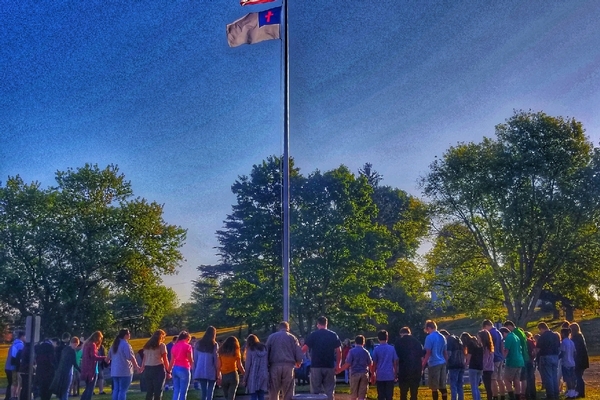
top-left (112, 376), bottom-right (133, 400)
top-left (539, 355), bottom-right (559, 400)
top-left (81, 374), bottom-right (98, 400)
top-left (172, 367), bottom-right (191, 400)
top-left (198, 379), bottom-right (216, 400)
top-left (448, 369), bottom-right (464, 400)
top-left (398, 380), bottom-right (420, 400)
top-left (482, 371), bottom-right (493, 400)
top-left (575, 368), bottom-right (585, 397)
top-left (250, 390), bottom-right (265, 400)
top-left (468, 370), bottom-right (482, 400)
top-left (5, 369), bottom-right (13, 400)
top-left (525, 363), bottom-right (536, 400)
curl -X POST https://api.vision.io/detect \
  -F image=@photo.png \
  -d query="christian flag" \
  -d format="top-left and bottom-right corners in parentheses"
top-left (240, 0), bottom-right (275, 6)
top-left (227, 7), bottom-right (281, 47)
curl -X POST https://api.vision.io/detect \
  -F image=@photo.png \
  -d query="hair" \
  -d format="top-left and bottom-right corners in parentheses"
top-left (561, 320), bottom-right (571, 329)
top-left (196, 326), bottom-right (217, 353)
top-left (144, 329), bottom-right (166, 350)
top-left (278, 321), bottom-right (290, 331)
top-left (88, 331), bottom-right (103, 346)
top-left (399, 327), bottom-right (411, 335)
top-left (365, 339), bottom-right (374, 349)
top-left (560, 328), bottom-right (571, 339)
top-left (482, 319), bottom-right (493, 328)
top-left (245, 334), bottom-right (265, 353)
top-left (478, 329), bottom-right (494, 352)
top-left (16, 331), bottom-right (25, 339)
top-left (425, 320), bottom-right (437, 330)
top-left (177, 331), bottom-right (190, 342)
top-left (460, 332), bottom-right (480, 354)
top-left (172, 336), bottom-right (178, 342)
top-left (317, 316), bottom-right (328, 326)
top-left (377, 330), bottom-right (388, 341)
top-left (569, 322), bottom-right (582, 335)
top-left (70, 337), bottom-right (80, 345)
top-left (439, 329), bottom-right (450, 337)
top-left (499, 327), bottom-right (510, 334)
top-left (111, 329), bottom-right (130, 354)
top-left (62, 332), bottom-right (71, 342)
top-left (355, 335), bottom-right (365, 345)
top-left (537, 322), bottom-right (549, 331)
top-left (218, 336), bottom-right (240, 356)
top-left (503, 320), bottom-right (516, 328)
top-left (525, 331), bottom-right (533, 339)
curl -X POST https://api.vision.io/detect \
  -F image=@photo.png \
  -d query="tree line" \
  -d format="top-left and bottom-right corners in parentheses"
top-left (2, 110), bottom-right (599, 339)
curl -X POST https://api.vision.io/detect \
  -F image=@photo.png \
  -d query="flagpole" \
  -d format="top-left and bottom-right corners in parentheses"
top-left (282, 0), bottom-right (290, 322)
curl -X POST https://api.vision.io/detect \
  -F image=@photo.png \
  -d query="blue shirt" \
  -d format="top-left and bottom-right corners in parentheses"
top-left (5, 339), bottom-right (24, 371)
top-left (489, 328), bottom-right (504, 362)
top-left (110, 340), bottom-right (135, 377)
top-left (424, 331), bottom-right (447, 367)
top-left (372, 343), bottom-right (398, 381)
top-left (345, 346), bottom-right (372, 375)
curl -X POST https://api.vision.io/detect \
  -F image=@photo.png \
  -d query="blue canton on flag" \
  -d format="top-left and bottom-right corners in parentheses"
top-left (258, 7), bottom-right (281, 27)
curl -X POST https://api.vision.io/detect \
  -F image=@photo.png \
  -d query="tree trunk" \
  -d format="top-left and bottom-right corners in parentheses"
top-left (552, 303), bottom-right (560, 320)
top-left (565, 305), bottom-right (574, 322)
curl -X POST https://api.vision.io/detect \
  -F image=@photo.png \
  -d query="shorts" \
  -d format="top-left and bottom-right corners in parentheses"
top-left (492, 361), bottom-right (504, 381)
top-left (428, 364), bottom-right (447, 391)
top-left (12, 371), bottom-right (21, 386)
top-left (504, 367), bottom-right (521, 382)
top-left (519, 365), bottom-right (527, 381)
top-left (349, 372), bottom-right (369, 399)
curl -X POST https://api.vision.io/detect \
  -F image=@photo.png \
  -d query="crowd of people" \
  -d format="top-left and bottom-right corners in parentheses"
top-left (3, 316), bottom-right (591, 400)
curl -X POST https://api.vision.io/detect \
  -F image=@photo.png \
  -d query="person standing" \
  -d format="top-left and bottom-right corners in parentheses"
top-left (371, 330), bottom-right (398, 400)
top-left (394, 327), bottom-right (423, 400)
top-left (441, 330), bottom-right (465, 400)
top-left (478, 330), bottom-right (495, 400)
top-left (536, 323), bottom-right (560, 400)
top-left (243, 335), bottom-right (269, 400)
top-left (108, 329), bottom-right (141, 400)
top-left (337, 335), bottom-right (372, 400)
top-left (559, 329), bottom-right (577, 399)
top-left (51, 337), bottom-right (81, 400)
top-left (170, 331), bottom-right (194, 400)
top-left (193, 327), bottom-right (219, 400)
top-left (503, 321), bottom-right (530, 400)
top-left (461, 333), bottom-right (484, 400)
top-left (35, 338), bottom-right (57, 400)
top-left (265, 322), bottom-right (303, 400)
top-left (5, 331), bottom-right (25, 400)
top-left (217, 336), bottom-right (245, 400)
top-left (500, 327), bottom-right (524, 400)
top-left (81, 331), bottom-right (108, 400)
top-left (301, 316), bottom-right (342, 400)
top-left (569, 322), bottom-right (588, 399)
top-left (140, 330), bottom-right (170, 400)
top-left (483, 319), bottom-right (506, 400)
top-left (422, 320), bottom-right (448, 400)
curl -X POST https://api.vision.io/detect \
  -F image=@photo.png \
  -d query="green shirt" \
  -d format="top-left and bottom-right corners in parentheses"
top-left (513, 327), bottom-right (530, 363)
top-left (503, 332), bottom-right (524, 368)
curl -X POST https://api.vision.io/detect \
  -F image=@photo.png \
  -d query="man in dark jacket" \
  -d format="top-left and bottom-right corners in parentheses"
top-left (394, 327), bottom-right (423, 400)
top-left (440, 330), bottom-right (464, 400)
top-left (536, 323), bottom-right (560, 400)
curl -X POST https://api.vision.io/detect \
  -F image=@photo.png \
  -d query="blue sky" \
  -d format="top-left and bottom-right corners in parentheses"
top-left (2, 1), bottom-right (599, 302)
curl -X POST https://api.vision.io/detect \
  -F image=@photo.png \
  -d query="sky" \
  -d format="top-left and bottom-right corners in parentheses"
top-left (2, 1), bottom-right (600, 302)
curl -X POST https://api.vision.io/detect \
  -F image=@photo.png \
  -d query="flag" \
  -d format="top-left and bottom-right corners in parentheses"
top-left (227, 7), bottom-right (281, 47)
top-left (240, 0), bottom-right (275, 6)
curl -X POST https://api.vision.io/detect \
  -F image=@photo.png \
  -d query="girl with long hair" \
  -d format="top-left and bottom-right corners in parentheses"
top-left (140, 329), bottom-right (170, 400)
top-left (107, 329), bottom-right (141, 400)
top-left (217, 336), bottom-right (245, 400)
top-left (170, 331), bottom-right (194, 400)
top-left (80, 332), bottom-right (108, 400)
top-left (478, 329), bottom-right (494, 400)
top-left (242, 335), bottom-right (268, 400)
top-left (193, 326), bottom-right (219, 400)
top-left (461, 332), bottom-right (484, 400)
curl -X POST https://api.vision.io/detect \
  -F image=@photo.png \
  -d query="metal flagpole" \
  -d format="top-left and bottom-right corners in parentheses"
top-left (282, 0), bottom-right (290, 322)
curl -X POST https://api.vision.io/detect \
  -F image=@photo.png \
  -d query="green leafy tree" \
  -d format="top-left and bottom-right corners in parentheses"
top-left (209, 157), bottom-right (428, 335)
top-left (0, 164), bottom-right (186, 335)
top-left (422, 111), bottom-right (600, 325)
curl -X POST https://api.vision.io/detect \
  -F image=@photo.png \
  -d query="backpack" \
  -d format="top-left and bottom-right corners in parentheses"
top-left (446, 335), bottom-right (465, 369)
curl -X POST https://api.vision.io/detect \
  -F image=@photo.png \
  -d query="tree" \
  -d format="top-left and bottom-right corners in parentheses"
top-left (0, 164), bottom-right (186, 335)
top-left (422, 111), bottom-right (600, 325)
top-left (206, 156), bottom-right (429, 335)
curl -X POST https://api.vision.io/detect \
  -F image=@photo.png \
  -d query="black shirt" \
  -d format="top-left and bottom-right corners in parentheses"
top-left (394, 335), bottom-right (424, 382)
top-left (304, 328), bottom-right (342, 368)
top-left (536, 330), bottom-right (560, 356)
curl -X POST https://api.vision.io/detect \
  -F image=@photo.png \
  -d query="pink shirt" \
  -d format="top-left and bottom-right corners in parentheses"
top-left (171, 341), bottom-right (192, 369)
